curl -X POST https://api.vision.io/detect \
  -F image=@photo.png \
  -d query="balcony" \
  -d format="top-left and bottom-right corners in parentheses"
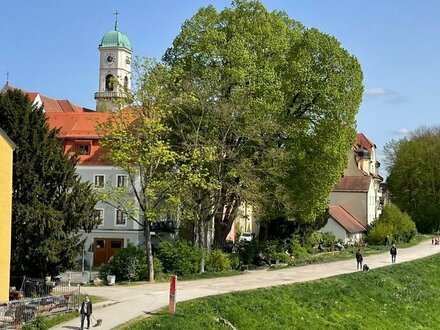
top-left (94, 91), bottom-right (121, 99)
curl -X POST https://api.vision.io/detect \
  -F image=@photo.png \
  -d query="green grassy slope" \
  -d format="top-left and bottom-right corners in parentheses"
top-left (126, 253), bottom-right (440, 329)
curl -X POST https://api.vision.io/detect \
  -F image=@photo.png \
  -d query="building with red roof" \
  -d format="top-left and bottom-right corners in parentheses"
top-left (322, 133), bottom-right (384, 244)
top-left (0, 20), bottom-right (144, 268)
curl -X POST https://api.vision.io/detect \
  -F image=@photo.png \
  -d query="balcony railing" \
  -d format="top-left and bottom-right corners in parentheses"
top-left (94, 91), bottom-right (121, 99)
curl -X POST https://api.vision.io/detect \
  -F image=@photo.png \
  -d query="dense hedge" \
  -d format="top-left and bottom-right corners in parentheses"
top-left (156, 240), bottom-right (202, 276)
top-left (99, 243), bottom-right (148, 282)
top-left (366, 204), bottom-right (417, 244)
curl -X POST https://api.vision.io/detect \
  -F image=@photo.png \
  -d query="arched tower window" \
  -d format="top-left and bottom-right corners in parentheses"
top-left (124, 76), bottom-right (128, 91)
top-left (105, 74), bottom-right (114, 91)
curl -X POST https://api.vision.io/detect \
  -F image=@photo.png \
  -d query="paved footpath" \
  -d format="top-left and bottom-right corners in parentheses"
top-left (52, 239), bottom-right (440, 330)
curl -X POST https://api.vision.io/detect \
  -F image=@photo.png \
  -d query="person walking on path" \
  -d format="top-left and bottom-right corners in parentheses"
top-left (355, 249), bottom-right (363, 270)
top-left (390, 244), bottom-right (397, 264)
top-left (80, 295), bottom-right (93, 329)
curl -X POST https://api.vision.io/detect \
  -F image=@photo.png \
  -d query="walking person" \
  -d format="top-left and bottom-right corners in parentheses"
top-left (390, 244), bottom-right (397, 264)
top-left (80, 295), bottom-right (93, 329)
top-left (355, 249), bottom-right (363, 270)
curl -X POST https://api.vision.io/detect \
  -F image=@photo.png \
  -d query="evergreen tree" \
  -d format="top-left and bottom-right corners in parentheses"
top-left (0, 89), bottom-right (99, 277)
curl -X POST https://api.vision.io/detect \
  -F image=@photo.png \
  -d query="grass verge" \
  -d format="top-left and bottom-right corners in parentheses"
top-left (125, 250), bottom-right (440, 330)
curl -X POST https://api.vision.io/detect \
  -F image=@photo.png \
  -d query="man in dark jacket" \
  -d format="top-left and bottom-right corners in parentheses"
top-left (80, 295), bottom-right (92, 329)
top-left (390, 244), bottom-right (397, 264)
top-left (355, 249), bottom-right (363, 270)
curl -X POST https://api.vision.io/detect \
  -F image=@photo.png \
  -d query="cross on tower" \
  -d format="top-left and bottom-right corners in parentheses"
top-left (6, 71), bottom-right (9, 84)
top-left (113, 10), bottom-right (120, 30)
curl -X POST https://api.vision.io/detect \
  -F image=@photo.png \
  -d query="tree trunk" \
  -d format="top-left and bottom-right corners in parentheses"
top-left (199, 219), bottom-right (205, 274)
top-left (144, 219), bottom-right (155, 282)
top-left (213, 192), bottom-right (240, 247)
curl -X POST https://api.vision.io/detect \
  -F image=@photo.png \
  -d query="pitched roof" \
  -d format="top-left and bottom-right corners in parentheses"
top-left (329, 205), bottom-right (366, 233)
top-left (356, 133), bottom-right (376, 150)
top-left (45, 112), bottom-right (112, 139)
top-left (1, 84), bottom-right (94, 112)
top-left (0, 127), bottom-right (16, 150)
top-left (333, 176), bottom-right (371, 192)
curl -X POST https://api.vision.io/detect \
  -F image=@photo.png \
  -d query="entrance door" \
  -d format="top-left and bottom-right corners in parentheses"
top-left (93, 238), bottom-right (124, 266)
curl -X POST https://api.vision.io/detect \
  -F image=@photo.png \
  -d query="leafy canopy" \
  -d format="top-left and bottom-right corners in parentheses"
top-left (159, 0), bottom-right (363, 235)
top-left (385, 126), bottom-right (440, 233)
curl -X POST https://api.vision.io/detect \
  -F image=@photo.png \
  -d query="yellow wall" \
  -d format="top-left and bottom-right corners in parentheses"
top-left (0, 131), bottom-right (14, 302)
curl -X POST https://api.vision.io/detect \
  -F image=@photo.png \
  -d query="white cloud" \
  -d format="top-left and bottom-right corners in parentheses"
top-left (364, 87), bottom-right (392, 96)
top-left (364, 86), bottom-right (407, 104)
top-left (394, 128), bottom-right (410, 135)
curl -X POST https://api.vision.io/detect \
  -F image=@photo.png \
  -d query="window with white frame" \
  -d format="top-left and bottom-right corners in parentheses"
top-left (94, 175), bottom-right (105, 188)
top-left (116, 209), bottom-right (128, 226)
top-left (94, 209), bottom-right (104, 225)
top-left (117, 175), bottom-right (128, 187)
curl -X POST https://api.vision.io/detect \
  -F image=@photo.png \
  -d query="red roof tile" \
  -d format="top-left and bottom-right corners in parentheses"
top-left (1, 84), bottom-right (93, 112)
top-left (333, 176), bottom-right (371, 192)
top-left (46, 112), bottom-right (112, 139)
top-left (356, 133), bottom-right (376, 149)
top-left (329, 205), bottom-right (366, 233)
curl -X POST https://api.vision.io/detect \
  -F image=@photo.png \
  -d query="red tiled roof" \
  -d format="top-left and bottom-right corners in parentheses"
top-left (27, 92), bottom-right (38, 103)
top-left (46, 112), bottom-right (112, 139)
top-left (1, 84), bottom-right (93, 112)
top-left (356, 133), bottom-right (376, 149)
top-left (39, 95), bottom-right (93, 112)
top-left (329, 205), bottom-right (366, 233)
top-left (333, 176), bottom-right (371, 192)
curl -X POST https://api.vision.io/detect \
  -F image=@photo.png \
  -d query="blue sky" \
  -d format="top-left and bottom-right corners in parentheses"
top-left (2, 1), bottom-right (439, 171)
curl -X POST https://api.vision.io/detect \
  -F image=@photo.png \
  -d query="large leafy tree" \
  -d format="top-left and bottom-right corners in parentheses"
top-left (97, 60), bottom-right (184, 281)
top-left (385, 127), bottom-right (440, 233)
top-left (0, 89), bottom-right (99, 277)
top-left (158, 0), bottom-right (363, 246)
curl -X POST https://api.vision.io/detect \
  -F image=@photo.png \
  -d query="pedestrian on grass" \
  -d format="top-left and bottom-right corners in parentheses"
top-left (355, 249), bottom-right (363, 270)
top-left (390, 244), bottom-right (397, 264)
top-left (80, 295), bottom-right (93, 329)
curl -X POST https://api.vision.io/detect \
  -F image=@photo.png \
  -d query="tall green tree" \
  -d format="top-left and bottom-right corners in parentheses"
top-left (385, 127), bottom-right (440, 233)
top-left (97, 60), bottom-right (184, 281)
top-left (158, 0), bottom-right (363, 246)
top-left (0, 89), bottom-right (99, 277)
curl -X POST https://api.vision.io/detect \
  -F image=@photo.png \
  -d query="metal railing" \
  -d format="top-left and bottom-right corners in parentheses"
top-left (1, 278), bottom-right (81, 329)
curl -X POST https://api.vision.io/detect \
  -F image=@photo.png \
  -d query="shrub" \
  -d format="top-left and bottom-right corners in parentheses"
top-left (98, 263), bottom-right (111, 282)
top-left (206, 250), bottom-right (231, 272)
top-left (156, 240), bottom-right (201, 275)
top-left (23, 316), bottom-right (50, 330)
top-left (269, 252), bottom-right (292, 264)
top-left (236, 240), bottom-right (261, 265)
top-left (305, 231), bottom-right (336, 252)
top-left (98, 243), bottom-right (147, 282)
top-left (289, 234), bottom-right (307, 258)
top-left (366, 204), bottom-right (418, 244)
top-left (228, 253), bottom-right (240, 270)
top-left (152, 257), bottom-right (165, 280)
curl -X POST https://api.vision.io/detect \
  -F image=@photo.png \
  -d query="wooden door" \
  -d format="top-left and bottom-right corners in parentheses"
top-left (93, 238), bottom-right (107, 266)
top-left (93, 238), bottom-right (124, 266)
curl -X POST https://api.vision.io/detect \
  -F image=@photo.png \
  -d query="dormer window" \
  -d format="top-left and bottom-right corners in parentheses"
top-left (75, 140), bottom-right (92, 156)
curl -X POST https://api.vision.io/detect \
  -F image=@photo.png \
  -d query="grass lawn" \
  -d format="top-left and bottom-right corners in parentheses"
top-left (125, 251), bottom-right (440, 330)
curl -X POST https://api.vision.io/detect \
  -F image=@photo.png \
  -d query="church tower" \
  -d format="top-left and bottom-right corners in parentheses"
top-left (95, 13), bottom-right (132, 111)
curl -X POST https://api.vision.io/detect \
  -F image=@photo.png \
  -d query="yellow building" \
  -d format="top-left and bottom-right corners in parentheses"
top-left (0, 128), bottom-right (15, 302)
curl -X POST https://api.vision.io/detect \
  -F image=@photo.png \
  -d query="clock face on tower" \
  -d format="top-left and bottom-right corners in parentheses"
top-left (105, 53), bottom-right (115, 66)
